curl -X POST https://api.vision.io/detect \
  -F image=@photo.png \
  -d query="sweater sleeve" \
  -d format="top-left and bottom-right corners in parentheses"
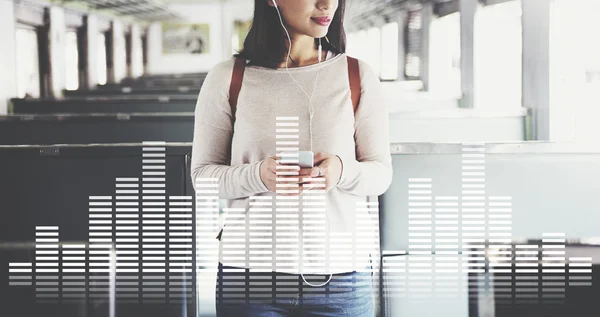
top-left (190, 60), bottom-right (270, 199)
top-left (335, 59), bottom-right (393, 196)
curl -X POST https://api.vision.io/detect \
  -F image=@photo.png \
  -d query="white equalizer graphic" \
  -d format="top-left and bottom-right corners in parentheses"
top-left (209, 116), bottom-right (379, 303)
top-left (7, 142), bottom-right (194, 303)
top-left (35, 226), bottom-right (60, 300)
top-left (381, 143), bottom-right (594, 302)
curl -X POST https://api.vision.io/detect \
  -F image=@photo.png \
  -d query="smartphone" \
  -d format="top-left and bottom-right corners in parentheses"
top-left (279, 151), bottom-right (314, 168)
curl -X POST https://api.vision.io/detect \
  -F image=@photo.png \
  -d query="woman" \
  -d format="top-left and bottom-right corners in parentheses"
top-left (191, 0), bottom-right (392, 315)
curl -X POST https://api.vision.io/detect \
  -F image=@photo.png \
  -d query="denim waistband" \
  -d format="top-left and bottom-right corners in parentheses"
top-left (217, 262), bottom-right (373, 277)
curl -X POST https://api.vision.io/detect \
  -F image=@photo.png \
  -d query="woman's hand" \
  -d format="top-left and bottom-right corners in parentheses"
top-left (259, 153), bottom-right (342, 195)
top-left (259, 155), bottom-right (281, 193)
top-left (259, 155), bottom-right (313, 196)
top-left (299, 152), bottom-right (342, 193)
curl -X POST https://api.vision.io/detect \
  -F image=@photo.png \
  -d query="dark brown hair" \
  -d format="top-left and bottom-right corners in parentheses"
top-left (235, 0), bottom-right (347, 68)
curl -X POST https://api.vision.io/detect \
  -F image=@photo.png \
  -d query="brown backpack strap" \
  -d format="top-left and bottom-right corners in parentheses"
top-left (229, 57), bottom-right (247, 123)
top-left (218, 57), bottom-right (246, 242)
top-left (347, 56), bottom-right (361, 113)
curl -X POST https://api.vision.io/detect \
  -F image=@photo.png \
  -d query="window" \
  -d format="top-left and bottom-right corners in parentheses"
top-left (15, 27), bottom-right (40, 98)
top-left (346, 32), bottom-right (358, 57)
top-left (474, 0), bottom-right (522, 109)
top-left (97, 33), bottom-right (107, 85)
top-left (65, 31), bottom-right (79, 91)
top-left (366, 27), bottom-right (382, 77)
top-left (133, 34), bottom-right (144, 78)
top-left (429, 12), bottom-right (461, 98)
top-left (551, 0), bottom-right (600, 143)
top-left (380, 22), bottom-right (399, 81)
top-left (355, 30), bottom-right (369, 63)
top-left (232, 20), bottom-right (251, 54)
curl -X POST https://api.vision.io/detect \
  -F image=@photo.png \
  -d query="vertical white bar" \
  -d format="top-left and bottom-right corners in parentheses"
top-left (461, 143), bottom-right (485, 299)
top-left (168, 196), bottom-right (193, 299)
top-left (408, 178), bottom-right (432, 296)
top-left (142, 142), bottom-right (166, 301)
top-left (488, 196), bottom-right (513, 300)
top-left (514, 244), bottom-right (539, 302)
top-left (114, 179), bottom-right (140, 300)
top-left (433, 196), bottom-right (459, 296)
top-left (35, 226), bottom-right (60, 300)
top-left (568, 256), bottom-right (592, 287)
top-left (541, 233), bottom-right (566, 302)
top-left (88, 195), bottom-right (113, 300)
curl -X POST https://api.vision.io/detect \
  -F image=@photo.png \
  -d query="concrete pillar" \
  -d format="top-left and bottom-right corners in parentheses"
top-left (0, 0), bottom-right (17, 114)
top-left (87, 15), bottom-right (99, 88)
top-left (419, 1), bottom-right (433, 91)
top-left (459, 0), bottom-right (477, 108)
top-left (142, 33), bottom-right (148, 75)
top-left (522, 0), bottom-right (551, 140)
top-left (125, 26), bottom-right (132, 78)
top-left (396, 11), bottom-right (406, 81)
top-left (420, 1), bottom-right (433, 91)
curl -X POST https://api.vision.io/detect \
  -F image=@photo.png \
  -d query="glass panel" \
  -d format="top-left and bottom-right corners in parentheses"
top-left (97, 33), bottom-right (107, 86)
top-left (15, 28), bottom-right (40, 98)
top-left (366, 27), bottom-right (382, 77)
top-left (65, 31), bottom-right (79, 91)
top-left (429, 12), bottom-right (461, 98)
top-left (133, 34), bottom-right (144, 77)
top-left (474, 0), bottom-right (523, 109)
top-left (552, 0), bottom-right (600, 143)
top-left (381, 22), bottom-right (399, 81)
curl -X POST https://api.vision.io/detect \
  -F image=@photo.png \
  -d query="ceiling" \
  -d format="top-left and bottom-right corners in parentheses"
top-left (81, 0), bottom-right (181, 21)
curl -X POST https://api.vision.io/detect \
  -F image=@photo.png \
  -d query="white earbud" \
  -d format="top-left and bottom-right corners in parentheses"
top-left (272, 0), bottom-right (278, 8)
top-left (318, 38), bottom-right (322, 63)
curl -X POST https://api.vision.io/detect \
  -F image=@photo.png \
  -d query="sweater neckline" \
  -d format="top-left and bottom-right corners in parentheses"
top-left (246, 53), bottom-right (345, 73)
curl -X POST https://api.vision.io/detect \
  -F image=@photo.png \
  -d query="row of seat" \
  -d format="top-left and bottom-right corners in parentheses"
top-left (5, 73), bottom-right (206, 144)
top-left (0, 144), bottom-right (195, 316)
top-left (1, 74), bottom-right (204, 316)
top-left (11, 95), bottom-right (197, 113)
top-left (0, 113), bottom-right (194, 145)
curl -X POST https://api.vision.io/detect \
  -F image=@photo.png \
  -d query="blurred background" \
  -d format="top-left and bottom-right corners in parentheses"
top-left (1, 0), bottom-right (599, 143)
top-left (1, 1), bottom-right (600, 317)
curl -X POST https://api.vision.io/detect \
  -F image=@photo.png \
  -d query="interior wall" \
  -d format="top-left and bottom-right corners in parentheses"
top-left (147, 1), bottom-right (253, 74)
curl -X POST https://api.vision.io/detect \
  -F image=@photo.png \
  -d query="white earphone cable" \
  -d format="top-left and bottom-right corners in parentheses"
top-left (274, 2), bottom-right (332, 288)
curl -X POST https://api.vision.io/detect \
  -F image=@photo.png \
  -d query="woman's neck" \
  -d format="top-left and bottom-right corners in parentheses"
top-left (278, 34), bottom-right (327, 68)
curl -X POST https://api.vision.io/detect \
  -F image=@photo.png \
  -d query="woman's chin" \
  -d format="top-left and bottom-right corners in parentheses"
top-left (305, 29), bottom-right (329, 39)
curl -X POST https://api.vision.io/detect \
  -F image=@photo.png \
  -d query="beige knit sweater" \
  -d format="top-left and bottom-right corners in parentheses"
top-left (191, 53), bottom-right (392, 274)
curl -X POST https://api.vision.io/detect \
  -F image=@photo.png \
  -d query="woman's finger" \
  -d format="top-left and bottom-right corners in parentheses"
top-left (300, 178), bottom-right (326, 191)
top-left (276, 175), bottom-right (313, 185)
top-left (275, 186), bottom-right (303, 196)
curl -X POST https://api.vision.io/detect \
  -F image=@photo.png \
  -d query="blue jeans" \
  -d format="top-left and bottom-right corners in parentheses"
top-left (215, 263), bottom-right (375, 317)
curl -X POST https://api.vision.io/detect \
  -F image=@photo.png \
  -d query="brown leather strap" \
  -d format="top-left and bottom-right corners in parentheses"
top-left (229, 57), bottom-right (247, 123)
top-left (347, 56), bottom-right (361, 113)
top-left (219, 57), bottom-right (246, 241)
